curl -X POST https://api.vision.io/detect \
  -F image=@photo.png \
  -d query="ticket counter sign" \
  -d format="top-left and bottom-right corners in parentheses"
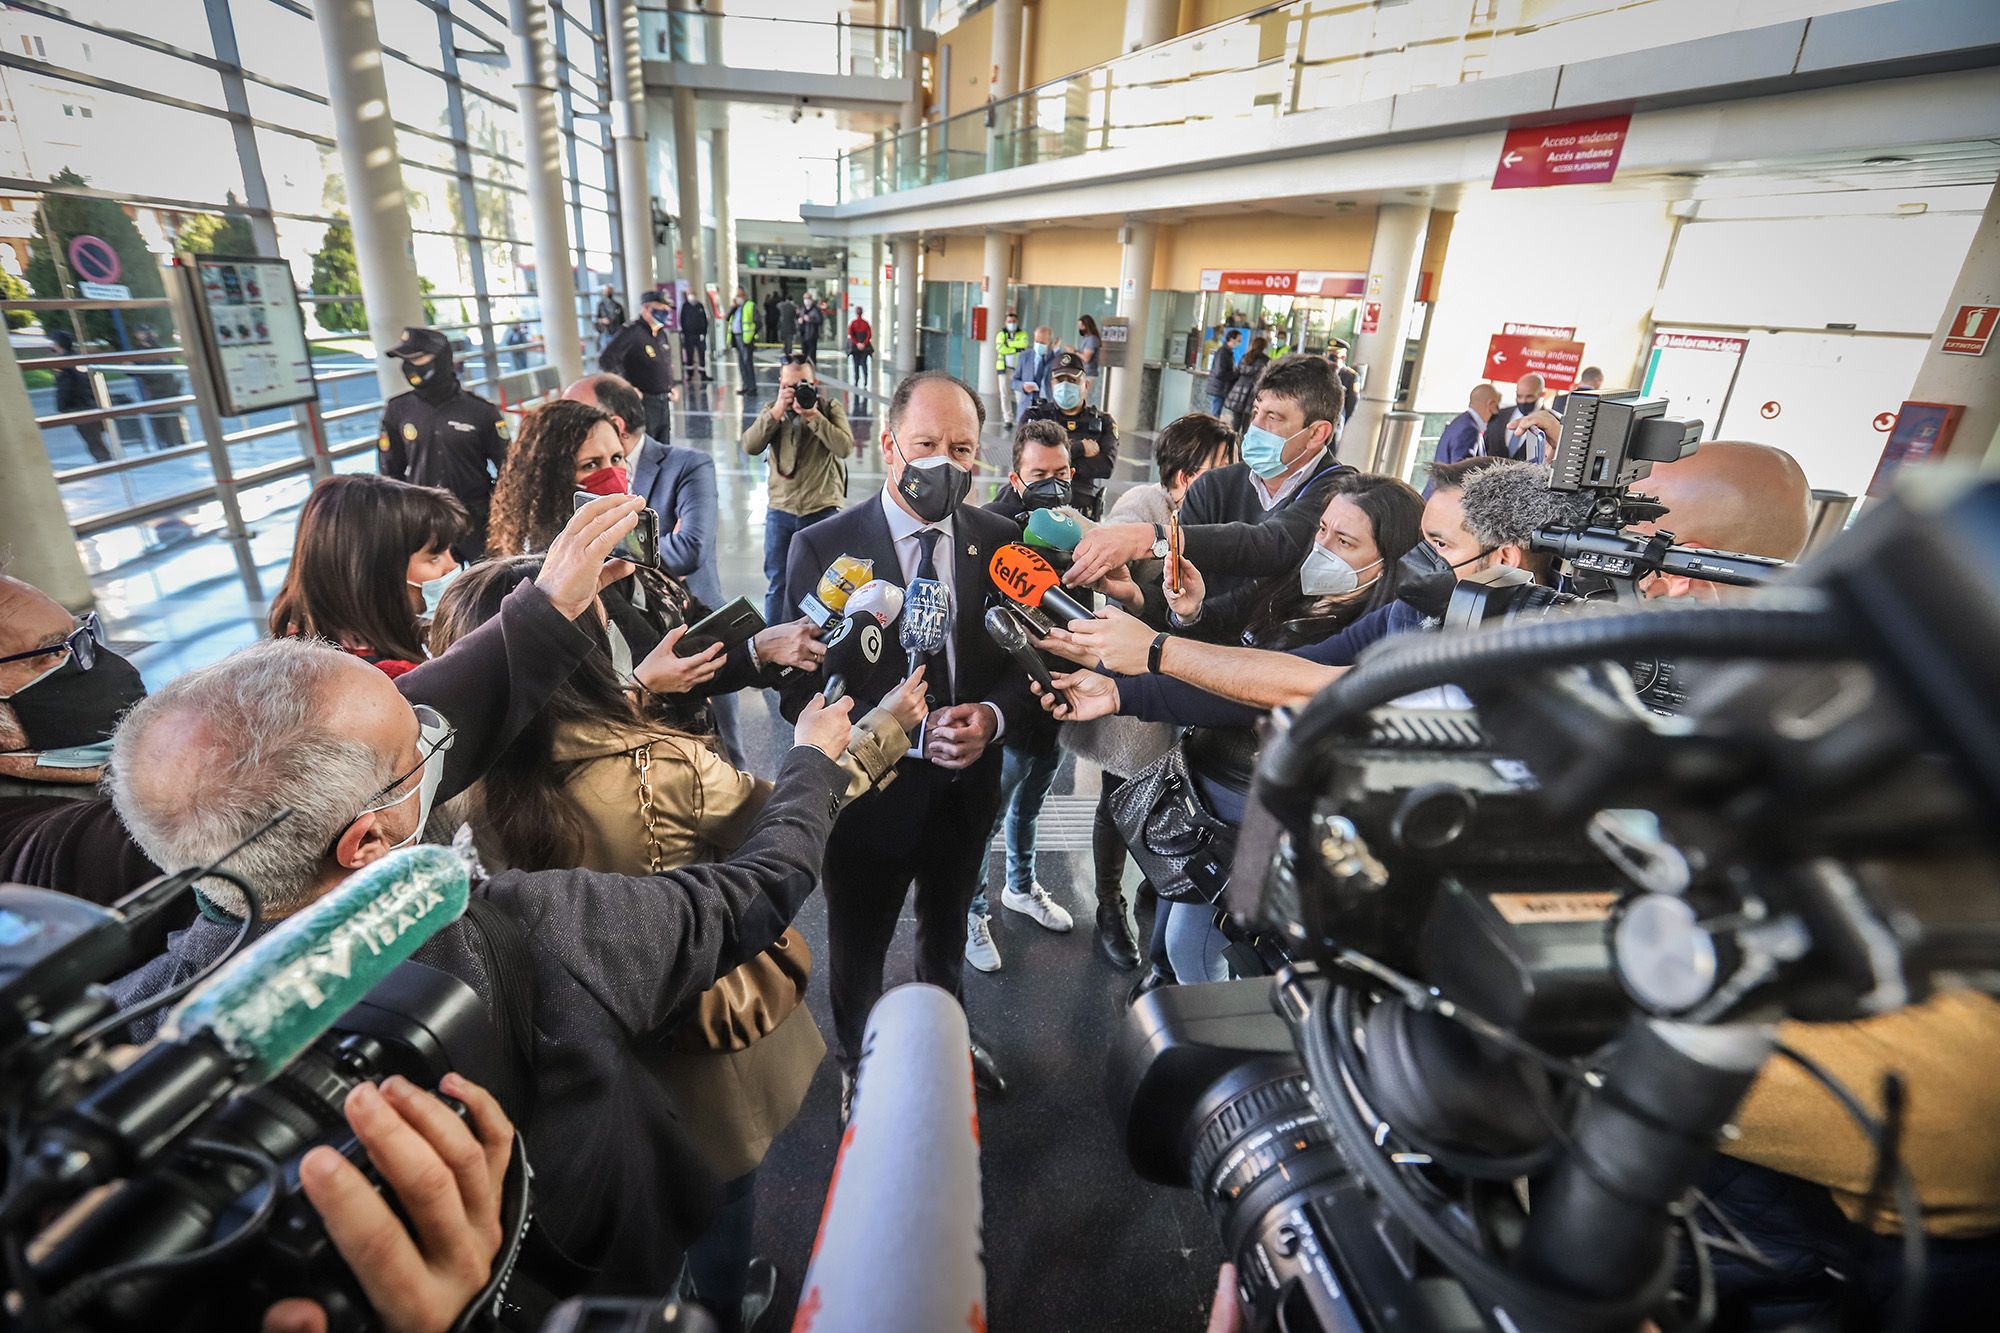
top-left (1484, 332), bottom-right (1584, 389)
top-left (1493, 115), bottom-right (1630, 189)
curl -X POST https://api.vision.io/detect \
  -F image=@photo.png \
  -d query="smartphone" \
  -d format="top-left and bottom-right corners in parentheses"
top-left (574, 491), bottom-right (660, 568)
top-left (1165, 505), bottom-right (1185, 596)
top-left (675, 596), bottom-right (767, 657)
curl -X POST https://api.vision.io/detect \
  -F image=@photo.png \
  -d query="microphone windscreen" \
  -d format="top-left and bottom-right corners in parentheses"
top-left (846, 579), bottom-right (905, 627)
top-left (802, 555), bottom-right (873, 626)
top-left (798, 984), bottom-right (984, 1332)
top-left (1023, 507), bottom-right (1083, 553)
top-left (987, 543), bottom-right (1060, 610)
top-left (900, 577), bottom-right (950, 656)
top-left (164, 844), bottom-right (470, 1083)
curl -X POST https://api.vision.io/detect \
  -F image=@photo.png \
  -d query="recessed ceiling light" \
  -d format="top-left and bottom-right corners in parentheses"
top-left (1863, 155), bottom-right (1910, 166)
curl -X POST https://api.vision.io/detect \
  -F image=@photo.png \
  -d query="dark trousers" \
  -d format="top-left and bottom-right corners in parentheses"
top-left (644, 391), bottom-right (671, 442)
top-left (801, 333), bottom-right (818, 364)
top-left (684, 1170), bottom-right (757, 1333)
top-left (761, 505), bottom-right (839, 625)
top-left (822, 759), bottom-right (1003, 1070)
top-left (733, 339), bottom-right (757, 393)
top-left (682, 331), bottom-right (706, 380)
top-left (850, 351), bottom-right (870, 387)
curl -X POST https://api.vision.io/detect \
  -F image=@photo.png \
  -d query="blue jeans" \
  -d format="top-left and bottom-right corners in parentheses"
top-left (762, 505), bottom-right (840, 626)
top-left (969, 741), bottom-right (1062, 916)
top-left (1161, 772), bottom-right (1247, 984)
top-left (1208, 393), bottom-right (1225, 416)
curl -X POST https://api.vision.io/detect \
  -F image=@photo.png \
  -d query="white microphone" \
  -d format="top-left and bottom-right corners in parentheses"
top-left (796, 985), bottom-right (985, 1333)
top-left (845, 578), bottom-right (905, 627)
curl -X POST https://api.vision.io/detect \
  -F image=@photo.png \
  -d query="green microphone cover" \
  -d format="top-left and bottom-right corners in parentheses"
top-left (163, 844), bottom-right (470, 1082)
top-left (1023, 507), bottom-right (1083, 553)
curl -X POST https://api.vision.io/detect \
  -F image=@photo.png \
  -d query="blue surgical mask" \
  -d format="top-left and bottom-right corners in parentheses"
top-left (31, 739), bottom-right (117, 769)
top-left (1052, 381), bottom-right (1083, 411)
top-left (1239, 423), bottom-right (1306, 479)
top-left (409, 563), bottom-right (462, 616)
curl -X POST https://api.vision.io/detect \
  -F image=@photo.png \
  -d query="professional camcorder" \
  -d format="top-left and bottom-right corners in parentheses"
top-left (0, 845), bottom-right (533, 1332)
top-left (1112, 471), bottom-right (2000, 1331)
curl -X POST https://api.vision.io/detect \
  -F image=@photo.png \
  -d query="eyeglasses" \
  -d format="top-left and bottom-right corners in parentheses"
top-left (0, 612), bottom-right (104, 671)
top-left (364, 704), bottom-right (456, 806)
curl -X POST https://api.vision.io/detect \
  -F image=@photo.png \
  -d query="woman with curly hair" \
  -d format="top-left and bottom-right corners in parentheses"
top-left (268, 473), bottom-right (468, 677)
top-left (486, 397), bottom-right (627, 556)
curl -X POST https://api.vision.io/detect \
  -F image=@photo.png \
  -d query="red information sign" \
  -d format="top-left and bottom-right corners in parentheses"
top-left (1493, 115), bottom-right (1630, 190)
top-left (1359, 302), bottom-right (1381, 334)
top-left (1502, 322), bottom-right (1576, 340)
top-left (1654, 331), bottom-right (1748, 355)
top-left (1941, 304), bottom-right (1997, 356)
top-left (1484, 333), bottom-right (1585, 389)
top-left (1200, 269), bottom-right (1297, 295)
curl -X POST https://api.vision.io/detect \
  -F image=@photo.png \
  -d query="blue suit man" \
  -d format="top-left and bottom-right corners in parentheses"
top-left (1424, 383), bottom-right (1501, 496)
top-left (569, 374), bottom-right (746, 766)
top-left (1012, 328), bottom-right (1056, 410)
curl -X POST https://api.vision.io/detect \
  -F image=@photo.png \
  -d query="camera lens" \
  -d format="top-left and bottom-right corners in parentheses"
top-left (793, 381), bottom-right (819, 411)
top-left (1183, 1056), bottom-right (1344, 1260)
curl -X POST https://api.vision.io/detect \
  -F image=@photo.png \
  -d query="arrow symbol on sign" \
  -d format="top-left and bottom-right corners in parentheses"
top-left (1503, 151), bottom-right (1524, 167)
top-left (1492, 351), bottom-right (1507, 364)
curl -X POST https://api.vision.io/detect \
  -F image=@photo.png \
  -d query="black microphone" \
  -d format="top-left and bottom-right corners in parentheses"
top-left (983, 605), bottom-right (1061, 703)
top-left (821, 612), bottom-right (885, 704)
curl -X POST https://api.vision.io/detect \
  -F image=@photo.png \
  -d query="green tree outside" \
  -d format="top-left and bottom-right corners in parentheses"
top-left (178, 192), bottom-right (257, 257)
top-left (25, 168), bottom-right (169, 345)
top-left (310, 213), bottom-right (439, 338)
top-left (0, 270), bottom-right (33, 331)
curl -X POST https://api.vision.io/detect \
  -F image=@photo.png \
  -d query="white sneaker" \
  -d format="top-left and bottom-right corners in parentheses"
top-left (965, 912), bottom-right (1003, 972)
top-left (1002, 883), bottom-right (1075, 933)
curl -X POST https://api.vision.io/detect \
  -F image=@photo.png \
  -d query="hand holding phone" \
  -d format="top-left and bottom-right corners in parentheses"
top-left (573, 491), bottom-right (659, 568)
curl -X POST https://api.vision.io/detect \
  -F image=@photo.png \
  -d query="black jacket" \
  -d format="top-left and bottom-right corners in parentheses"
top-left (1021, 398), bottom-right (1119, 495)
top-left (679, 299), bottom-right (708, 337)
top-left (599, 318), bottom-right (680, 395)
top-left (1138, 455), bottom-right (1354, 625)
top-left (378, 353), bottom-right (509, 555)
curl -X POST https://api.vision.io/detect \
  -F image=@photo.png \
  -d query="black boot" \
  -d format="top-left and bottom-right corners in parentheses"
top-left (1095, 905), bottom-right (1140, 970)
top-left (1128, 966), bottom-right (1172, 1005)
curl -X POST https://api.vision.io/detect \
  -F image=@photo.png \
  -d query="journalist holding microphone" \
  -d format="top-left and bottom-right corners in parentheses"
top-left (778, 370), bottom-right (1035, 1114)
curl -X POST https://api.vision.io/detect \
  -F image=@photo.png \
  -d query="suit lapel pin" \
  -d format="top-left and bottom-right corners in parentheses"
top-left (966, 542), bottom-right (977, 558)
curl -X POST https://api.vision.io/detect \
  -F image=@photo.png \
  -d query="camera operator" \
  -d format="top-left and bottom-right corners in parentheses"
top-left (101, 496), bottom-right (865, 1295)
top-left (1043, 456), bottom-right (1536, 720)
top-left (743, 354), bottom-right (855, 626)
top-left (260, 1073), bottom-right (514, 1333)
top-left (1066, 355), bottom-right (1353, 599)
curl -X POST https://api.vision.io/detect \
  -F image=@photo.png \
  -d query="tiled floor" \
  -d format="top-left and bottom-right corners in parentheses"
top-left (73, 350), bottom-right (1220, 1330)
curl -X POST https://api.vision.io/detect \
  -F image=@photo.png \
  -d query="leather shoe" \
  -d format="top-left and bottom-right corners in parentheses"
top-left (968, 1038), bottom-right (1008, 1097)
top-left (1095, 906), bottom-right (1140, 971)
top-left (1128, 965), bottom-right (1172, 1006)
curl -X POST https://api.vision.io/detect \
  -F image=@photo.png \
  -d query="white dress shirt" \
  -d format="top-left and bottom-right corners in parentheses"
top-left (877, 485), bottom-right (1006, 748)
top-left (1253, 447), bottom-right (1330, 511)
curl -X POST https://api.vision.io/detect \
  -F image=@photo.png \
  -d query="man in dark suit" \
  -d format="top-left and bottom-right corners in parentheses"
top-left (1483, 372), bottom-right (1547, 461)
top-left (1425, 381), bottom-right (1501, 495)
top-left (779, 370), bottom-right (1031, 1114)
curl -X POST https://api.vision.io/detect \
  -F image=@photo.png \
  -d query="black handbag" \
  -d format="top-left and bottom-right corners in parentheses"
top-left (1107, 736), bottom-right (1237, 905)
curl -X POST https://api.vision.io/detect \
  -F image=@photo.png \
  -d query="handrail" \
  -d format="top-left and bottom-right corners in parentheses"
top-left (635, 6), bottom-right (904, 37)
top-left (68, 437), bottom-right (374, 540)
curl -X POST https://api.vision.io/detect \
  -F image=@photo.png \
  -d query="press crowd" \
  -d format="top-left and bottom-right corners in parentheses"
top-left (2, 293), bottom-right (1994, 1333)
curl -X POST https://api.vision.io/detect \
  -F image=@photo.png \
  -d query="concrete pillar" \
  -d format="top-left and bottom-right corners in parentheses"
top-left (609, 0), bottom-right (652, 305)
top-left (1344, 203), bottom-right (1430, 465)
top-left (990, 0), bottom-right (1023, 100)
top-left (1906, 179), bottom-right (2000, 466)
top-left (670, 89), bottom-right (703, 296)
top-left (710, 126), bottom-right (735, 305)
top-left (313, 0), bottom-right (427, 405)
top-left (868, 235), bottom-right (885, 392)
top-left (894, 235), bottom-right (920, 378)
top-left (1122, 0), bottom-right (1178, 53)
top-left (0, 334), bottom-right (92, 610)
top-left (507, 0), bottom-right (583, 383)
top-left (978, 230), bottom-right (1011, 415)
top-left (1111, 219), bottom-right (1158, 432)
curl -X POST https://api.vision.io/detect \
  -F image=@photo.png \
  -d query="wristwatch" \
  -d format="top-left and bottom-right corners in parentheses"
top-left (1149, 522), bottom-right (1170, 560)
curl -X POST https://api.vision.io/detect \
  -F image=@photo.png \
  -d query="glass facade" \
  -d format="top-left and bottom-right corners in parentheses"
top-left (0, 0), bottom-right (623, 578)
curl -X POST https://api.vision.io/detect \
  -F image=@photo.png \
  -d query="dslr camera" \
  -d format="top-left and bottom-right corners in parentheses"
top-left (1111, 472), bottom-right (2000, 1332)
top-left (790, 379), bottom-right (819, 414)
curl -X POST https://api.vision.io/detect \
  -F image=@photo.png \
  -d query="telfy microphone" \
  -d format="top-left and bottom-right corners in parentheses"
top-left (983, 605), bottom-right (1061, 703)
top-left (988, 543), bottom-right (1092, 625)
top-left (821, 612), bottom-right (885, 705)
top-left (797, 984), bottom-right (984, 1333)
top-left (900, 577), bottom-right (950, 676)
top-left (3, 845), bottom-right (471, 1219)
top-left (845, 578), bottom-right (905, 627)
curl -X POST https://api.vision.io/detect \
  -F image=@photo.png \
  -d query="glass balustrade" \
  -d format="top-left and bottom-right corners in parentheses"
top-left (639, 8), bottom-right (906, 80)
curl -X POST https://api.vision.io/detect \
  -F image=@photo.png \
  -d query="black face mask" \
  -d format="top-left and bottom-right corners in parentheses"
top-left (1395, 542), bottom-right (1493, 621)
top-left (1516, 400), bottom-right (1537, 414)
top-left (895, 449), bottom-right (972, 524)
top-left (2, 647), bottom-right (147, 756)
top-left (1021, 477), bottom-right (1071, 511)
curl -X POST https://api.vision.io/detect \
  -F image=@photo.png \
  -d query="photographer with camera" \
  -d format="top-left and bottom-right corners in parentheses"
top-left (743, 354), bottom-right (856, 626)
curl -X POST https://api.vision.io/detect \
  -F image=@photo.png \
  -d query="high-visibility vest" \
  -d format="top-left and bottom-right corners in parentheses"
top-left (995, 326), bottom-right (1030, 370)
top-left (731, 302), bottom-right (756, 340)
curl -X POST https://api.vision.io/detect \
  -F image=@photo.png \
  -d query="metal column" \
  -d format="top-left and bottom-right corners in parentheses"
top-left (978, 230), bottom-right (1009, 417)
top-left (610, 0), bottom-right (654, 304)
top-left (1112, 220), bottom-right (1157, 432)
top-left (1344, 204), bottom-right (1430, 465)
top-left (1906, 178), bottom-right (2000, 465)
top-left (507, 0), bottom-right (584, 384)
top-left (894, 236), bottom-right (919, 378)
top-left (312, 0), bottom-right (428, 406)
top-left (710, 126), bottom-right (736, 312)
top-left (435, 1), bottom-right (503, 393)
top-left (165, 263), bottom-right (264, 602)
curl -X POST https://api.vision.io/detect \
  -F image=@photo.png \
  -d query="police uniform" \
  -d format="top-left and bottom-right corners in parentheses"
top-left (378, 327), bottom-right (510, 561)
top-left (599, 292), bottom-right (682, 440)
top-left (1021, 350), bottom-right (1119, 520)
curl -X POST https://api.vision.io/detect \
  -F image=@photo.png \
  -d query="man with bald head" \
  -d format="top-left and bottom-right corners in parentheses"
top-left (1638, 440), bottom-right (1812, 594)
top-left (1484, 372), bottom-right (1546, 460)
top-left (1427, 382), bottom-right (1502, 491)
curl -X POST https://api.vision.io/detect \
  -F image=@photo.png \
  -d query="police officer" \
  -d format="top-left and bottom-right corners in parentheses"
top-left (377, 327), bottom-right (508, 561)
top-left (994, 309), bottom-right (1029, 428)
top-left (598, 289), bottom-right (682, 440)
top-left (1020, 350), bottom-right (1118, 519)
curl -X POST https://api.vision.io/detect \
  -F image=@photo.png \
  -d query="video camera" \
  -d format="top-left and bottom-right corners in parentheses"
top-left (1111, 471), bottom-right (2000, 1331)
top-left (0, 845), bottom-right (531, 1331)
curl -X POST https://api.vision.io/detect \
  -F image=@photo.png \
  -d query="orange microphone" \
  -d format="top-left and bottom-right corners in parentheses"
top-left (988, 543), bottom-right (1092, 625)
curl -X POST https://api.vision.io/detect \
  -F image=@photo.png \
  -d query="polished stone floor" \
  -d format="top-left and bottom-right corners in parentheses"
top-left (69, 350), bottom-right (1222, 1330)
